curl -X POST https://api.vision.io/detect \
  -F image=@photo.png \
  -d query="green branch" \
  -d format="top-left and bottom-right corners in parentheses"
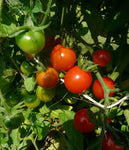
top-left (0, 0), bottom-right (3, 24)
top-left (39, 0), bottom-right (53, 26)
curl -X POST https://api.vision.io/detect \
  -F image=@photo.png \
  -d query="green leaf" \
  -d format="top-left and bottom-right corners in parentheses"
top-left (39, 104), bottom-right (50, 115)
top-left (24, 76), bottom-right (36, 92)
top-left (50, 105), bottom-right (73, 119)
top-left (124, 109), bottom-right (129, 126)
top-left (10, 129), bottom-right (20, 148)
top-left (34, 121), bottom-right (50, 140)
top-left (0, 23), bottom-right (17, 37)
top-left (59, 110), bottom-right (84, 150)
top-left (32, 0), bottom-right (44, 14)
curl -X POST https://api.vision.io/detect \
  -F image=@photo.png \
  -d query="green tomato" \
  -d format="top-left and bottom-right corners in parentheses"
top-left (24, 94), bottom-right (40, 108)
top-left (20, 61), bottom-right (33, 75)
top-left (5, 92), bottom-right (19, 106)
top-left (4, 113), bottom-right (24, 129)
top-left (15, 30), bottom-right (45, 54)
top-left (36, 86), bottom-right (55, 102)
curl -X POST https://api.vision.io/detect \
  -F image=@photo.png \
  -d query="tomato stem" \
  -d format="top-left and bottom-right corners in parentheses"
top-left (30, 135), bottom-right (39, 150)
top-left (0, 90), bottom-right (11, 113)
top-left (95, 72), bottom-right (110, 114)
top-left (0, 0), bottom-right (3, 24)
top-left (39, 0), bottom-right (53, 26)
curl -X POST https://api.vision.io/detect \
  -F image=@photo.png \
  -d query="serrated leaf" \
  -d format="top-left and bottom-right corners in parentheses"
top-left (124, 109), bottom-right (129, 126)
top-left (34, 121), bottom-right (50, 140)
top-left (24, 77), bottom-right (36, 92)
top-left (10, 129), bottom-right (20, 147)
top-left (39, 104), bottom-right (50, 115)
top-left (50, 105), bottom-right (73, 119)
top-left (0, 23), bottom-right (17, 37)
top-left (32, 0), bottom-right (43, 13)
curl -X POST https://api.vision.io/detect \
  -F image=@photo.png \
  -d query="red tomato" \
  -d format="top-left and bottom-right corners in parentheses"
top-left (102, 132), bottom-right (124, 150)
top-left (64, 66), bottom-right (92, 93)
top-left (36, 67), bottom-right (59, 89)
top-left (50, 44), bottom-right (76, 71)
top-left (93, 49), bottom-right (111, 67)
top-left (92, 77), bottom-right (114, 99)
top-left (74, 109), bottom-right (96, 133)
top-left (43, 36), bottom-right (61, 50)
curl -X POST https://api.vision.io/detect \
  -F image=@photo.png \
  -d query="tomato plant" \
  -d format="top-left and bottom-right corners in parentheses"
top-left (93, 49), bottom-right (111, 67)
top-left (23, 94), bottom-right (40, 108)
top-left (74, 109), bottom-right (96, 133)
top-left (92, 77), bottom-right (115, 99)
top-left (15, 30), bottom-right (45, 54)
top-left (64, 66), bottom-right (92, 93)
top-left (1, 0), bottom-right (129, 149)
top-left (4, 113), bottom-right (24, 129)
top-left (102, 132), bottom-right (124, 150)
top-left (36, 67), bottom-right (59, 89)
top-left (50, 44), bottom-right (76, 71)
top-left (36, 86), bottom-right (55, 102)
top-left (20, 61), bottom-right (33, 75)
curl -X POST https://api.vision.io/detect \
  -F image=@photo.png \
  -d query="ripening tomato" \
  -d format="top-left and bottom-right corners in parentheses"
top-left (102, 132), bottom-right (124, 150)
top-left (92, 77), bottom-right (114, 99)
top-left (93, 49), bottom-right (111, 67)
top-left (50, 44), bottom-right (76, 71)
top-left (64, 66), bottom-right (92, 93)
top-left (36, 67), bottom-right (59, 89)
top-left (74, 109), bottom-right (96, 133)
top-left (15, 30), bottom-right (45, 54)
top-left (36, 86), bottom-right (55, 102)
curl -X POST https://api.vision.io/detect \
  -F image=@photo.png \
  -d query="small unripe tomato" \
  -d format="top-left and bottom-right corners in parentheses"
top-left (92, 77), bottom-right (114, 99)
top-left (24, 94), bottom-right (40, 108)
top-left (36, 67), bottom-right (59, 89)
top-left (16, 30), bottom-right (45, 54)
top-left (20, 61), bottom-right (33, 75)
top-left (93, 49), bottom-right (111, 67)
top-left (74, 109), bottom-right (96, 133)
top-left (36, 86), bottom-right (55, 102)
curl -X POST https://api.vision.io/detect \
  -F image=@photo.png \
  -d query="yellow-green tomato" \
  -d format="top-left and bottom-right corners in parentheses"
top-left (15, 30), bottom-right (45, 54)
top-left (24, 94), bottom-right (40, 108)
top-left (36, 86), bottom-right (55, 102)
top-left (20, 61), bottom-right (33, 75)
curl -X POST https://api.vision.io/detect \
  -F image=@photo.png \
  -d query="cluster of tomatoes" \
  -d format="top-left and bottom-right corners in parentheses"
top-left (15, 30), bottom-right (124, 150)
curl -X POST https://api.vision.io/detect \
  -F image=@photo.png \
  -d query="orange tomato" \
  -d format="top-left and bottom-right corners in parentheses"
top-left (36, 67), bottom-right (59, 89)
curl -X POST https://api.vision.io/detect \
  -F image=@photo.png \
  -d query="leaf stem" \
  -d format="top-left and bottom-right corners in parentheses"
top-left (39, 0), bottom-right (53, 26)
top-left (0, 89), bottom-right (10, 113)
top-left (0, 0), bottom-right (3, 24)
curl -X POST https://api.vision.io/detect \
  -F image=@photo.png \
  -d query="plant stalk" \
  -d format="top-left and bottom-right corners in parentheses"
top-left (39, 0), bottom-right (53, 26)
top-left (0, 0), bottom-right (3, 24)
